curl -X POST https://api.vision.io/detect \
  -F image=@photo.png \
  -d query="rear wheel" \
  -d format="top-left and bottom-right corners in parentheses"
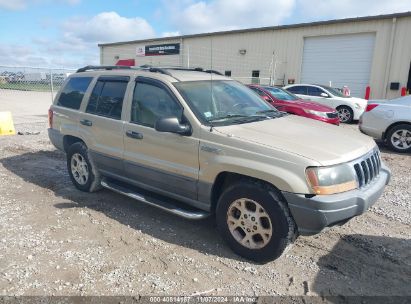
top-left (216, 180), bottom-right (296, 263)
top-left (67, 142), bottom-right (102, 192)
top-left (337, 106), bottom-right (354, 123)
top-left (386, 124), bottom-right (411, 153)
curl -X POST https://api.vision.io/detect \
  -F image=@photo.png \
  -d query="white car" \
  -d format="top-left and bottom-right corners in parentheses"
top-left (359, 96), bottom-right (411, 153)
top-left (284, 84), bottom-right (367, 123)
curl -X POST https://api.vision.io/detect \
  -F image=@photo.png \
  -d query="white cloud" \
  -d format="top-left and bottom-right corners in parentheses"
top-left (0, 11), bottom-right (155, 68)
top-left (162, 31), bottom-right (181, 37)
top-left (0, 0), bottom-right (81, 10)
top-left (0, 0), bottom-right (26, 10)
top-left (167, 0), bottom-right (296, 34)
top-left (63, 12), bottom-right (155, 43)
top-left (295, 0), bottom-right (411, 19)
top-left (0, 44), bottom-right (49, 66)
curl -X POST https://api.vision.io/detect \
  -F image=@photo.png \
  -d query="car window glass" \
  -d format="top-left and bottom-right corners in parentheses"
top-left (86, 80), bottom-right (128, 120)
top-left (57, 77), bottom-right (92, 109)
top-left (287, 86), bottom-right (307, 95)
top-left (250, 87), bottom-right (266, 97)
top-left (307, 86), bottom-right (325, 97)
top-left (131, 82), bottom-right (183, 128)
top-left (264, 87), bottom-right (298, 101)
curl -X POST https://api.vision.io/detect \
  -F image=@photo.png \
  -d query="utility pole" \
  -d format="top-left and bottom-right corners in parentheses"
top-left (269, 51), bottom-right (276, 86)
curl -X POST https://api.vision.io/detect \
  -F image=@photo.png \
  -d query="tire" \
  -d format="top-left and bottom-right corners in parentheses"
top-left (216, 180), bottom-right (297, 263)
top-left (337, 106), bottom-right (354, 123)
top-left (386, 124), bottom-right (411, 153)
top-left (66, 142), bottom-right (102, 192)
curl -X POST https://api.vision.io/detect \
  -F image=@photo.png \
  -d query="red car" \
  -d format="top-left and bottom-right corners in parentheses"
top-left (247, 85), bottom-right (340, 125)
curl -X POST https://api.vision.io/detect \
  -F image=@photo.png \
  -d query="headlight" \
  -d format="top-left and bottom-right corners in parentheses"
top-left (306, 164), bottom-right (357, 195)
top-left (304, 109), bottom-right (328, 118)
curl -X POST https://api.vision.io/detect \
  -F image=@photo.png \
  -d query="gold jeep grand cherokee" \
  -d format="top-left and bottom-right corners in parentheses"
top-left (48, 66), bottom-right (391, 262)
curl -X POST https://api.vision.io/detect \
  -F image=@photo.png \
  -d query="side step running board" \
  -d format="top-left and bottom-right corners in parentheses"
top-left (101, 179), bottom-right (210, 220)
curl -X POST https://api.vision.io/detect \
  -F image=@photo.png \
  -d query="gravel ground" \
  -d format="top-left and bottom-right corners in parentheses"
top-left (0, 121), bottom-right (410, 297)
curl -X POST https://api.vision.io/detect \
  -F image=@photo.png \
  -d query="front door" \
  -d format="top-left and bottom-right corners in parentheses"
top-left (123, 77), bottom-right (200, 200)
top-left (306, 86), bottom-right (336, 108)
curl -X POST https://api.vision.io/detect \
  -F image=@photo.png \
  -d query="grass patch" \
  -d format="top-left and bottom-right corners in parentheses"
top-left (0, 82), bottom-right (62, 92)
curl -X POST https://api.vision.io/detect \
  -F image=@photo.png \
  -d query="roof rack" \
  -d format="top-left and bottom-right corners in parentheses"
top-left (142, 66), bottom-right (223, 76)
top-left (76, 65), bottom-right (132, 73)
top-left (147, 67), bottom-right (174, 77)
top-left (204, 69), bottom-right (223, 76)
top-left (75, 65), bottom-right (224, 77)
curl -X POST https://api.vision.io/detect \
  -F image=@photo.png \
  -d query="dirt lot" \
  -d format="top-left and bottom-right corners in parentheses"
top-left (0, 120), bottom-right (410, 297)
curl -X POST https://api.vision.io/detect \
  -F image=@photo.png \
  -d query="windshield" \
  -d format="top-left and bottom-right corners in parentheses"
top-left (262, 86), bottom-right (298, 101)
top-left (174, 80), bottom-right (281, 125)
top-left (319, 85), bottom-right (348, 98)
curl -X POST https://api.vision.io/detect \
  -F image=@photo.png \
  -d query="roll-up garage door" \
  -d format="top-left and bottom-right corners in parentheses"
top-left (301, 33), bottom-right (375, 97)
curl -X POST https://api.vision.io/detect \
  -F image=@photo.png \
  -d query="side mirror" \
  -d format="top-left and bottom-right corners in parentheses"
top-left (155, 117), bottom-right (192, 136)
top-left (320, 92), bottom-right (329, 98)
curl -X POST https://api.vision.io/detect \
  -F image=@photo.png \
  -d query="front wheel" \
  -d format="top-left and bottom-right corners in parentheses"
top-left (337, 106), bottom-right (354, 123)
top-left (216, 181), bottom-right (297, 263)
top-left (386, 124), bottom-right (411, 153)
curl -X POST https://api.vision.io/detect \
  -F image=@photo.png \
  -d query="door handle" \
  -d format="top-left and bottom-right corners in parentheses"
top-left (126, 130), bottom-right (143, 140)
top-left (80, 119), bottom-right (92, 126)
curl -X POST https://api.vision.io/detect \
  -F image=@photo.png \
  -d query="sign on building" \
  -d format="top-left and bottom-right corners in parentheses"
top-left (136, 45), bottom-right (145, 56)
top-left (136, 43), bottom-right (180, 56)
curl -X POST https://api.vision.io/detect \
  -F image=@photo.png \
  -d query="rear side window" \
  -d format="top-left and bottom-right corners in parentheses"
top-left (287, 86), bottom-right (307, 95)
top-left (57, 77), bottom-right (92, 109)
top-left (86, 77), bottom-right (129, 120)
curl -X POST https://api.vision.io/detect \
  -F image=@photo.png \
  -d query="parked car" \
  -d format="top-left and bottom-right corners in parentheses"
top-left (48, 66), bottom-right (390, 262)
top-left (283, 84), bottom-right (368, 123)
top-left (247, 85), bottom-right (339, 125)
top-left (359, 96), bottom-right (411, 153)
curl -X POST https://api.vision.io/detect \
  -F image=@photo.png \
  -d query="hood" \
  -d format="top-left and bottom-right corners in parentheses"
top-left (284, 98), bottom-right (335, 112)
top-left (214, 115), bottom-right (375, 166)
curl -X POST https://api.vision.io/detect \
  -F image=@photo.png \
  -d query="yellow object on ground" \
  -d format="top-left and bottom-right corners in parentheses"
top-left (0, 111), bottom-right (16, 135)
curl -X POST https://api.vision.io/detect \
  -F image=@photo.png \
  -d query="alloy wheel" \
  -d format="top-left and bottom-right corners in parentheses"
top-left (337, 108), bottom-right (351, 122)
top-left (70, 153), bottom-right (89, 185)
top-left (226, 198), bottom-right (273, 249)
top-left (391, 129), bottom-right (411, 150)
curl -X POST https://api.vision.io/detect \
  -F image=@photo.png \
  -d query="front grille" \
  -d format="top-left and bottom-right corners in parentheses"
top-left (353, 150), bottom-right (381, 188)
top-left (326, 112), bottom-right (338, 118)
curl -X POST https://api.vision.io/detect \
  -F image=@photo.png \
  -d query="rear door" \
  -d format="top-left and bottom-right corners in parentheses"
top-left (78, 76), bottom-right (130, 175)
top-left (123, 77), bottom-right (200, 200)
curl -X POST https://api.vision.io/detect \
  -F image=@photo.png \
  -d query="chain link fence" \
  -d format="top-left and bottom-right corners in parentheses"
top-left (0, 66), bottom-right (76, 103)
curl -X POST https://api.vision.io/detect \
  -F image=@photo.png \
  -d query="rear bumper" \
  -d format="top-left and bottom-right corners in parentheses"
top-left (359, 118), bottom-right (384, 140)
top-left (282, 164), bottom-right (391, 235)
top-left (48, 128), bottom-right (64, 151)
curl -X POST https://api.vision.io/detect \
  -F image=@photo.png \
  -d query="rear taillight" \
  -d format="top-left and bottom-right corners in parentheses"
top-left (365, 104), bottom-right (379, 112)
top-left (48, 108), bottom-right (53, 128)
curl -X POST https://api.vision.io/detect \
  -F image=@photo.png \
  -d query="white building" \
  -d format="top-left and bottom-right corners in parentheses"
top-left (99, 12), bottom-right (411, 99)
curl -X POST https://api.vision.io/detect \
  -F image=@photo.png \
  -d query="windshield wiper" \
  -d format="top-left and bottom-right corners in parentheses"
top-left (209, 114), bottom-right (252, 122)
top-left (256, 109), bottom-right (288, 117)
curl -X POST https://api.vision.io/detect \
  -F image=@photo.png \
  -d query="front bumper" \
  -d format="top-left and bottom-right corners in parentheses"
top-left (282, 164), bottom-right (391, 235)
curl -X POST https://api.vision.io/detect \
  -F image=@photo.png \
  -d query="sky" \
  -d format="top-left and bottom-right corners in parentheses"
top-left (1, 0), bottom-right (411, 68)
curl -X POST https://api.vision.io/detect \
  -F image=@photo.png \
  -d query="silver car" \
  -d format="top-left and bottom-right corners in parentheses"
top-left (359, 96), bottom-right (411, 152)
